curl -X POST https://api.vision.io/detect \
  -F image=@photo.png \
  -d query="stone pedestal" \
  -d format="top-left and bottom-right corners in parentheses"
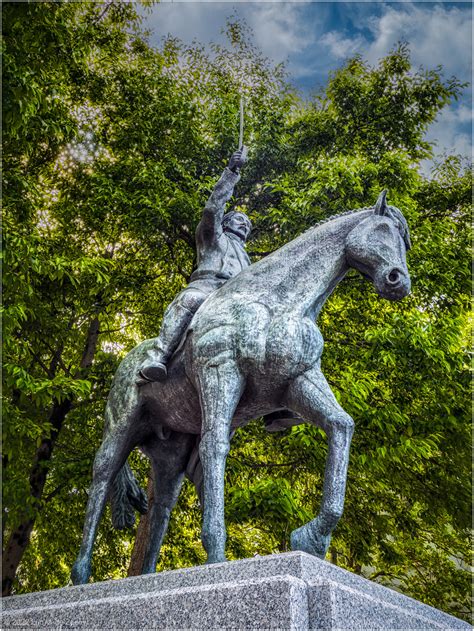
top-left (2, 552), bottom-right (469, 629)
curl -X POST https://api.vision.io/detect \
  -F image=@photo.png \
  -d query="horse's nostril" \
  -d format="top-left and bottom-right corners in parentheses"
top-left (388, 270), bottom-right (400, 284)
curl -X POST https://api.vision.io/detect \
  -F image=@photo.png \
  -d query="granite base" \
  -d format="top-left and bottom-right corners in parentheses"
top-left (2, 552), bottom-right (469, 629)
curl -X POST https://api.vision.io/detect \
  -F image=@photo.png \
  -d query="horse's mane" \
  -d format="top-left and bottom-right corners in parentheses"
top-left (301, 203), bottom-right (410, 250)
top-left (300, 205), bottom-right (374, 237)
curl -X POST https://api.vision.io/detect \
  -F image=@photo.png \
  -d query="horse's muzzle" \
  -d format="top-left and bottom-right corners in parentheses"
top-left (377, 267), bottom-right (411, 301)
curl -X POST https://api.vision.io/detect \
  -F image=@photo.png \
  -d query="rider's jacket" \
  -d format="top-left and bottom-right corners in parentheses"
top-left (189, 168), bottom-right (250, 284)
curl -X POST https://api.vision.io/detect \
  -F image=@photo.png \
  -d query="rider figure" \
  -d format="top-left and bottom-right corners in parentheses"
top-left (137, 148), bottom-right (301, 435)
top-left (138, 148), bottom-right (251, 384)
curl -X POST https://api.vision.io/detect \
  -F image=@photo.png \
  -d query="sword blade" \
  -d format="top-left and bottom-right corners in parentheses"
top-left (238, 97), bottom-right (244, 149)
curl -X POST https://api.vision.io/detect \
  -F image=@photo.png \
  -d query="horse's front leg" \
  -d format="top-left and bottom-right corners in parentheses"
top-left (284, 366), bottom-right (354, 559)
top-left (195, 359), bottom-right (244, 564)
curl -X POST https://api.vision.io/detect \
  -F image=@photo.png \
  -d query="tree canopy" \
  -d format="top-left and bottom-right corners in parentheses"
top-left (2, 2), bottom-right (471, 621)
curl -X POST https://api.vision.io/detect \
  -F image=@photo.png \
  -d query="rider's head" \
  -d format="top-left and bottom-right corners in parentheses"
top-left (222, 211), bottom-right (252, 242)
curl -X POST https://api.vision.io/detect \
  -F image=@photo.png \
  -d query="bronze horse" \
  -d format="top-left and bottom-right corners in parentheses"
top-left (72, 192), bottom-right (411, 584)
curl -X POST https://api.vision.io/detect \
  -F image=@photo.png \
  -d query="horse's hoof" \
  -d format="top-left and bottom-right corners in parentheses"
top-left (141, 563), bottom-right (157, 575)
top-left (290, 523), bottom-right (330, 559)
top-left (290, 524), bottom-right (313, 554)
top-left (71, 560), bottom-right (91, 585)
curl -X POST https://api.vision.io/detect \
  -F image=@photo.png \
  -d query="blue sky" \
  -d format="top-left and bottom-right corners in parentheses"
top-left (141, 2), bottom-right (472, 168)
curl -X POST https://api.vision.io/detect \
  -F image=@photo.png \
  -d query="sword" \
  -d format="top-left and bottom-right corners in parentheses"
top-left (238, 96), bottom-right (244, 149)
top-left (238, 96), bottom-right (248, 160)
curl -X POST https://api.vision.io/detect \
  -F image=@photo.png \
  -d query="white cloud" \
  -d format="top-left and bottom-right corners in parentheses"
top-left (318, 5), bottom-right (471, 80)
top-left (143, 3), bottom-right (318, 65)
top-left (425, 105), bottom-right (472, 156)
top-left (245, 4), bottom-right (317, 63)
top-left (320, 30), bottom-right (365, 60)
top-left (365, 5), bottom-right (472, 79)
top-left (142, 4), bottom-right (229, 46)
top-left (144, 3), bottom-right (471, 83)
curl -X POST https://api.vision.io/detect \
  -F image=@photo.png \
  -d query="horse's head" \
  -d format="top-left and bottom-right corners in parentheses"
top-left (345, 191), bottom-right (411, 301)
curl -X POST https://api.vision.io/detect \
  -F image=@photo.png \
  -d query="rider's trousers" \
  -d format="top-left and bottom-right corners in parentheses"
top-left (148, 278), bottom-right (224, 363)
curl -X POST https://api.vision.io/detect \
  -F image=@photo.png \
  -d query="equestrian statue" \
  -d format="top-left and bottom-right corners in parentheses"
top-left (71, 146), bottom-right (411, 585)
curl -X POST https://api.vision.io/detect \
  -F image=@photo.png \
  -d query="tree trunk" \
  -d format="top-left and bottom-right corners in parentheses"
top-left (128, 470), bottom-right (154, 577)
top-left (2, 454), bottom-right (9, 544)
top-left (1, 317), bottom-right (100, 597)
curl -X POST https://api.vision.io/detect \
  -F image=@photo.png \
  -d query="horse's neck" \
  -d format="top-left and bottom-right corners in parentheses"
top-left (248, 210), bottom-right (369, 320)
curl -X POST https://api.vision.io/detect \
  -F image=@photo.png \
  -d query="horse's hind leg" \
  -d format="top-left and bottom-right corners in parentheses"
top-left (71, 421), bottom-right (137, 585)
top-left (141, 432), bottom-right (195, 574)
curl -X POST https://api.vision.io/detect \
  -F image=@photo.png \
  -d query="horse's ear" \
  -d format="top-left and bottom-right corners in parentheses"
top-left (374, 190), bottom-right (388, 215)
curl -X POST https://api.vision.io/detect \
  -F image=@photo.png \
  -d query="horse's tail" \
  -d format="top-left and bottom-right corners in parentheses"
top-left (110, 462), bottom-right (148, 530)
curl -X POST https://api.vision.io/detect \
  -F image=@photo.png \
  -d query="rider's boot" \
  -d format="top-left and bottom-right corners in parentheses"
top-left (137, 302), bottom-right (195, 385)
top-left (138, 345), bottom-right (169, 383)
top-left (264, 410), bottom-right (303, 433)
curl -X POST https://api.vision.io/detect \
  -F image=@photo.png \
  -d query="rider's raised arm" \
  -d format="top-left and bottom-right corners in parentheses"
top-left (197, 148), bottom-right (247, 243)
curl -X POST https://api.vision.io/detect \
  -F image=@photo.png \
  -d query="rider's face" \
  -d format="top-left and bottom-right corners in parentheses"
top-left (223, 214), bottom-right (251, 241)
